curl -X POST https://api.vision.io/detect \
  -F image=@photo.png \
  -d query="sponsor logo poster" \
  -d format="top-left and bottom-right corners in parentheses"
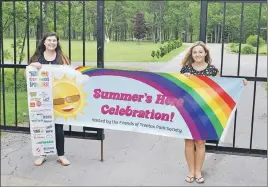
top-left (26, 66), bottom-right (56, 156)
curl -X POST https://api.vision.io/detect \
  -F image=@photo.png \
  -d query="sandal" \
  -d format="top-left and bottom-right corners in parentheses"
top-left (57, 156), bottom-right (70, 166)
top-left (185, 176), bottom-right (195, 183)
top-left (195, 176), bottom-right (205, 183)
top-left (34, 156), bottom-right (46, 166)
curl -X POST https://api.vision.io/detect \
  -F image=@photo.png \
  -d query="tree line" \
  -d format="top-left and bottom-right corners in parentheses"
top-left (2, 1), bottom-right (267, 44)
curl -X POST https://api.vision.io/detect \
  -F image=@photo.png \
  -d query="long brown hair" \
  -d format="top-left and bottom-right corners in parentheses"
top-left (181, 41), bottom-right (212, 67)
top-left (29, 32), bottom-right (70, 65)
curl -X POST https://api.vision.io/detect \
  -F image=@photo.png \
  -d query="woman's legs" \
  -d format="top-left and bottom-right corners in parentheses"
top-left (55, 124), bottom-right (70, 166)
top-left (34, 124), bottom-right (68, 166)
top-left (184, 139), bottom-right (195, 182)
top-left (194, 140), bottom-right (206, 183)
top-left (55, 124), bottom-right (65, 156)
top-left (184, 139), bottom-right (206, 183)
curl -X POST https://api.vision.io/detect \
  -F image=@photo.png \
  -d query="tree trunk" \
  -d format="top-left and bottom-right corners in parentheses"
top-left (18, 27), bottom-right (27, 65)
top-left (8, 26), bottom-right (11, 37)
top-left (152, 14), bottom-right (157, 42)
top-left (120, 27), bottom-right (124, 41)
top-left (175, 28), bottom-right (178, 40)
top-left (218, 25), bottom-right (221, 43)
top-left (220, 25), bottom-right (223, 43)
top-left (152, 26), bottom-right (155, 42)
top-left (108, 29), bottom-right (112, 41)
top-left (190, 33), bottom-right (193, 43)
top-left (115, 27), bottom-right (118, 41)
top-left (125, 28), bottom-right (127, 41)
top-left (214, 25), bottom-right (217, 43)
top-left (155, 28), bottom-right (157, 42)
top-left (93, 31), bottom-right (97, 40)
top-left (211, 33), bottom-right (213, 43)
top-left (159, 27), bottom-right (161, 42)
top-left (72, 30), bottom-right (76, 39)
top-left (63, 31), bottom-right (65, 40)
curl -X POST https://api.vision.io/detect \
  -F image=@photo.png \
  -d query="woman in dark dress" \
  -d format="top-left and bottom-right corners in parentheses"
top-left (28, 32), bottom-right (70, 166)
top-left (181, 41), bottom-right (247, 183)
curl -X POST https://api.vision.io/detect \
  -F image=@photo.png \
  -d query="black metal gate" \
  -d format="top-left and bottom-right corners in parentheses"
top-left (201, 0), bottom-right (267, 157)
top-left (0, 0), bottom-right (267, 158)
top-left (0, 0), bottom-right (105, 161)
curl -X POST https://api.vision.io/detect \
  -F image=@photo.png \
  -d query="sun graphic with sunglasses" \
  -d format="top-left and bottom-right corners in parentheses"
top-left (52, 75), bottom-right (87, 120)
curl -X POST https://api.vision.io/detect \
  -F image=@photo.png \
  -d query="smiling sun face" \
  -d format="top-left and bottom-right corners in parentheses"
top-left (53, 75), bottom-right (87, 120)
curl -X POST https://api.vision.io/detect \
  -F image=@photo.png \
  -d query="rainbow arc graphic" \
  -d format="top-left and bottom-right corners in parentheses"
top-left (76, 66), bottom-right (236, 140)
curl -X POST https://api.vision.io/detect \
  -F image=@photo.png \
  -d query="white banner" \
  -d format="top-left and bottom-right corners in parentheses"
top-left (26, 65), bottom-right (244, 144)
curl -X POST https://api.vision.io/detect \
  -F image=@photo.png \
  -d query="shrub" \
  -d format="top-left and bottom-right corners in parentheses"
top-left (177, 38), bottom-right (182, 47)
top-left (246, 35), bottom-right (265, 47)
top-left (170, 42), bottom-right (175, 50)
top-left (151, 38), bottom-right (183, 60)
top-left (231, 47), bottom-right (239, 53)
top-left (174, 40), bottom-right (179, 48)
top-left (174, 38), bottom-right (182, 48)
top-left (156, 50), bottom-right (160, 59)
top-left (230, 43), bottom-right (239, 48)
top-left (159, 47), bottom-right (166, 57)
top-left (164, 46), bottom-right (168, 54)
top-left (151, 50), bottom-right (155, 59)
top-left (2, 69), bottom-right (27, 92)
top-left (167, 43), bottom-right (172, 52)
top-left (229, 43), bottom-right (240, 53)
top-left (241, 45), bottom-right (255, 54)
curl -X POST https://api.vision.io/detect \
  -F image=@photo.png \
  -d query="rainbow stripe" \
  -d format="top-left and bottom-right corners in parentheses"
top-left (75, 66), bottom-right (236, 140)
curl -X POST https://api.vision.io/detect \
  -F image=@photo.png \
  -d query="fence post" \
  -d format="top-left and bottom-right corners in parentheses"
top-left (97, 0), bottom-right (104, 68)
top-left (96, 0), bottom-right (105, 161)
top-left (199, 0), bottom-right (208, 43)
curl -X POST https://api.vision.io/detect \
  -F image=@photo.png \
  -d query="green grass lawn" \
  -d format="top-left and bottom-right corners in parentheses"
top-left (0, 132), bottom-right (7, 136)
top-left (3, 38), bottom-right (188, 63)
top-left (259, 45), bottom-right (267, 54)
top-left (1, 92), bottom-right (29, 126)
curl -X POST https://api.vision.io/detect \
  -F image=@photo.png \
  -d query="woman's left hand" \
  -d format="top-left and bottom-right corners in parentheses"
top-left (243, 79), bottom-right (248, 86)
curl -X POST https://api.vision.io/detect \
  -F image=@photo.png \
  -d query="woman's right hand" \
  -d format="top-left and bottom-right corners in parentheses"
top-left (29, 62), bottom-right (42, 70)
top-left (184, 72), bottom-right (191, 78)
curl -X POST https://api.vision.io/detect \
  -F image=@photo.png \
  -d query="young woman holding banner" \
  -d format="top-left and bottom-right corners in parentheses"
top-left (27, 32), bottom-right (71, 166)
top-left (180, 41), bottom-right (247, 183)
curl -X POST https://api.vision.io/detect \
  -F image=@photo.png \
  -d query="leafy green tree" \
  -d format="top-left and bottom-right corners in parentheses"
top-left (133, 11), bottom-right (147, 43)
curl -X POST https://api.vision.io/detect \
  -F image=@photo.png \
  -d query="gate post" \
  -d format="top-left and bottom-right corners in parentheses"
top-left (96, 0), bottom-right (105, 161)
top-left (199, 0), bottom-right (208, 43)
top-left (0, 0), bottom-right (2, 63)
top-left (97, 0), bottom-right (104, 68)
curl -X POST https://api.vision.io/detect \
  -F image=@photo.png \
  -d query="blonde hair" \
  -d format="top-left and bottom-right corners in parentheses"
top-left (181, 41), bottom-right (212, 67)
